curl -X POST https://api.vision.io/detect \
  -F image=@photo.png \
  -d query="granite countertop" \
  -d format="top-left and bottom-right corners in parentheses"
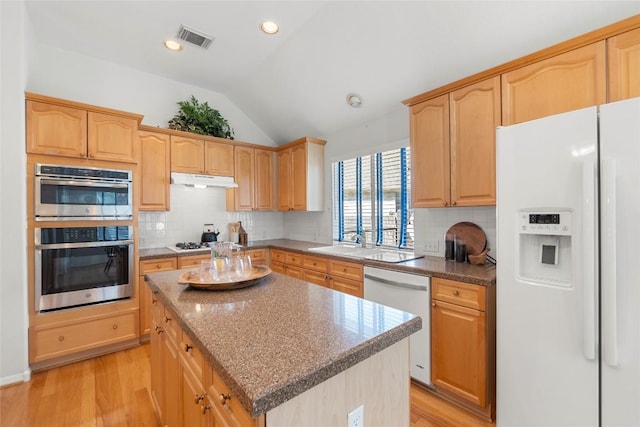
top-left (145, 269), bottom-right (421, 418)
top-left (140, 238), bottom-right (496, 286)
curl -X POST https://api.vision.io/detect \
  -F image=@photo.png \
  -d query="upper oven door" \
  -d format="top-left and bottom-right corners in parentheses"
top-left (35, 176), bottom-right (132, 220)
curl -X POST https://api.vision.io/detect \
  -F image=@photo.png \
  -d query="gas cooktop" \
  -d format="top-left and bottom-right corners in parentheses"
top-left (167, 242), bottom-right (211, 253)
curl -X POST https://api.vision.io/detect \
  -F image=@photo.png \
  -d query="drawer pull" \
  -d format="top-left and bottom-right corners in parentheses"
top-left (219, 393), bottom-right (231, 406)
top-left (453, 290), bottom-right (460, 296)
top-left (156, 264), bottom-right (162, 269)
top-left (151, 298), bottom-right (157, 305)
top-left (185, 343), bottom-right (193, 352)
top-left (58, 336), bottom-right (65, 342)
top-left (194, 393), bottom-right (205, 404)
top-left (112, 324), bottom-right (118, 330)
top-left (432, 302), bottom-right (437, 307)
top-left (201, 404), bottom-right (211, 414)
top-left (164, 316), bottom-right (171, 323)
top-left (155, 325), bottom-right (164, 334)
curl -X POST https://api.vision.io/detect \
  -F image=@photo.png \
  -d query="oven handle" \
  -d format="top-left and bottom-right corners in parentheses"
top-left (35, 240), bottom-right (133, 250)
top-left (39, 178), bottom-right (130, 189)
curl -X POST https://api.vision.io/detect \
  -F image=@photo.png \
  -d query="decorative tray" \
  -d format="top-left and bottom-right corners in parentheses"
top-left (177, 265), bottom-right (272, 290)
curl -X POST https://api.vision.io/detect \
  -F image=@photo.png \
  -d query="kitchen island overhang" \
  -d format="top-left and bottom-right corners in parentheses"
top-left (145, 268), bottom-right (422, 420)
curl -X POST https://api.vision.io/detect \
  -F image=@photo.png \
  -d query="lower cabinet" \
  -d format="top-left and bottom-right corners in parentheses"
top-left (270, 249), bottom-right (303, 279)
top-left (302, 254), bottom-right (363, 297)
top-left (139, 257), bottom-right (178, 340)
top-left (430, 277), bottom-right (496, 421)
top-left (150, 288), bottom-right (265, 427)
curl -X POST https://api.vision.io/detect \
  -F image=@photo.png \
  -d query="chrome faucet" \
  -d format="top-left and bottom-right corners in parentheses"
top-left (351, 233), bottom-right (367, 248)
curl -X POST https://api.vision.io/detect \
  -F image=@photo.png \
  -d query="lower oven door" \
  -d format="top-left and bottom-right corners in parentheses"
top-left (35, 241), bottom-right (134, 312)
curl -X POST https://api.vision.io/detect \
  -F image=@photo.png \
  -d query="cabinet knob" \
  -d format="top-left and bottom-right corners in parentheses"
top-left (151, 298), bottom-right (157, 305)
top-left (194, 393), bottom-right (205, 404)
top-left (89, 153), bottom-right (95, 158)
top-left (156, 264), bottom-right (162, 269)
top-left (451, 201), bottom-right (457, 206)
top-left (201, 404), bottom-right (211, 415)
top-left (164, 315), bottom-right (171, 323)
top-left (58, 336), bottom-right (65, 342)
top-left (219, 393), bottom-right (231, 406)
top-left (443, 201), bottom-right (448, 206)
top-left (155, 325), bottom-right (164, 334)
top-left (185, 343), bottom-right (193, 353)
top-left (112, 324), bottom-right (118, 330)
top-left (432, 302), bottom-right (436, 307)
top-left (453, 290), bottom-right (459, 296)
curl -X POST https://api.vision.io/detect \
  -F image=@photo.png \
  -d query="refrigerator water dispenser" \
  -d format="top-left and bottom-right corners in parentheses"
top-left (517, 210), bottom-right (573, 288)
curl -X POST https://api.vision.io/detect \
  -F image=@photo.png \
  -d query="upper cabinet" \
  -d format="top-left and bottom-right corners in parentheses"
top-left (608, 27), bottom-right (640, 102)
top-left (227, 146), bottom-right (275, 211)
top-left (26, 96), bottom-right (141, 163)
top-left (501, 42), bottom-right (607, 125)
top-left (170, 134), bottom-right (234, 176)
top-left (138, 129), bottom-right (171, 211)
top-left (277, 137), bottom-right (325, 212)
top-left (410, 77), bottom-right (499, 208)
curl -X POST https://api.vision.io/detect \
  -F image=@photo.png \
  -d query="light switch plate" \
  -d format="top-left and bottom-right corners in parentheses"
top-left (347, 404), bottom-right (364, 427)
top-left (424, 240), bottom-right (439, 252)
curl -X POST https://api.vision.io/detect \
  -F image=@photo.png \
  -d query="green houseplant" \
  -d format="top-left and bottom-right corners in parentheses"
top-left (168, 95), bottom-right (234, 139)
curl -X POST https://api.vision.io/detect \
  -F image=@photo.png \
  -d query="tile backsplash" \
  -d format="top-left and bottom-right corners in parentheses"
top-left (138, 185), bottom-right (283, 249)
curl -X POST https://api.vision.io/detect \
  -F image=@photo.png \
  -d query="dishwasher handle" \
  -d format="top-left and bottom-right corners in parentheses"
top-left (364, 274), bottom-right (428, 292)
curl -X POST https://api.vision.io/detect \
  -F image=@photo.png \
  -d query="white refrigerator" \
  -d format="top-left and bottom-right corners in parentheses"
top-left (496, 97), bottom-right (640, 426)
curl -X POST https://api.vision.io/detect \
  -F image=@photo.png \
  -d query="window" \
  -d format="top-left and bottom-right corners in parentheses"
top-left (332, 147), bottom-right (413, 248)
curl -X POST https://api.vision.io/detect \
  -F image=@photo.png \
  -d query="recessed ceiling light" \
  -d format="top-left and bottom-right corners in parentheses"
top-left (164, 40), bottom-right (183, 51)
top-left (346, 94), bottom-right (363, 108)
top-left (260, 21), bottom-right (279, 34)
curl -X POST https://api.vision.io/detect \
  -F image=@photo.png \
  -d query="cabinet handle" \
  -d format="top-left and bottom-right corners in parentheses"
top-left (185, 343), bottom-right (193, 352)
top-left (219, 393), bottom-right (231, 406)
top-left (151, 298), bottom-right (157, 305)
top-left (194, 393), bottom-right (205, 404)
top-left (155, 325), bottom-right (164, 334)
top-left (164, 315), bottom-right (171, 323)
top-left (112, 324), bottom-right (118, 330)
top-left (443, 201), bottom-right (448, 206)
top-left (432, 302), bottom-right (437, 307)
top-left (156, 264), bottom-right (162, 269)
top-left (201, 404), bottom-right (211, 415)
top-left (453, 290), bottom-right (459, 296)
top-left (89, 153), bottom-right (95, 158)
top-left (451, 201), bottom-right (457, 206)
top-left (58, 336), bottom-right (65, 342)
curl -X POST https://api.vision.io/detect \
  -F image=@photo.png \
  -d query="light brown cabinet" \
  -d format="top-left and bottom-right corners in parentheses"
top-left (138, 130), bottom-right (171, 211)
top-left (410, 76), bottom-right (499, 208)
top-left (301, 254), bottom-right (364, 297)
top-left (139, 257), bottom-right (177, 340)
top-left (501, 41), bottom-right (607, 126)
top-left (431, 277), bottom-right (496, 421)
top-left (26, 98), bottom-right (140, 163)
top-left (270, 249), bottom-right (303, 279)
top-left (608, 27), bottom-right (640, 102)
top-left (227, 146), bottom-right (275, 211)
top-left (277, 137), bottom-right (325, 212)
top-left (171, 135), bottom-right (235, 176)
top-left (178, 253), bottom-right (211, 269)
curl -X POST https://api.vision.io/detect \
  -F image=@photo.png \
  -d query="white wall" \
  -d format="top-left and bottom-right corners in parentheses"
top-left (0, 0), bottom-right (31, 385)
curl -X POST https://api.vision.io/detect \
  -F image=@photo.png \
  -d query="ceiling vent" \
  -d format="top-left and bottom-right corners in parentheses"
top-left (176, 25), bottom-right (214, 49)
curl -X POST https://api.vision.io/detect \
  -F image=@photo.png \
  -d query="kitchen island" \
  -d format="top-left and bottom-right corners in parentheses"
top-left (145, 268), bottom-right (421, 426)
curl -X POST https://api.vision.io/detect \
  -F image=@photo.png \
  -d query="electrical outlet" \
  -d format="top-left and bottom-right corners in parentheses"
top-left (347, 405), bottom-right (364, 427)
top-left (424, 240), bottom-right (439, 253)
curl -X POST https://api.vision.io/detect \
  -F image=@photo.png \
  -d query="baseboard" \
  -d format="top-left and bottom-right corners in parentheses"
top-left (0, 369), bottom-right (32, 387)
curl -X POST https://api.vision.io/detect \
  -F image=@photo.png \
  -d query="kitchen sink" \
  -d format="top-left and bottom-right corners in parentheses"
top-left (308, 244), bottom-right (424, 263)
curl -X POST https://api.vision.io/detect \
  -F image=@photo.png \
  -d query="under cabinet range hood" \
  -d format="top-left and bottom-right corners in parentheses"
top-left (170, 172), bottom-right (238, 188)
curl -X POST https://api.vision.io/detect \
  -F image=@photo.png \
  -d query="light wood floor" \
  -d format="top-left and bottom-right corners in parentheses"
top-left (1, 344), bottom-right (494, 426)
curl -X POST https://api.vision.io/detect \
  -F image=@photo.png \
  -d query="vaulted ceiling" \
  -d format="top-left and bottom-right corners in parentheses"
top-left (25, 1), bottom-right (639, 143)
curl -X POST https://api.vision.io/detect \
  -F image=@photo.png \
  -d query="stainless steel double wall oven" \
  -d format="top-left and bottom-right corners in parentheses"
top-left (33, 164), bottom-right (135, 312)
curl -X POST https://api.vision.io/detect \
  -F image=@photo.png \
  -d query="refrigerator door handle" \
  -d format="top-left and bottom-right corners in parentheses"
top-left (601, 159), bottom-right (619, 367)
top-left (582, 159), bottom-right (597, 361)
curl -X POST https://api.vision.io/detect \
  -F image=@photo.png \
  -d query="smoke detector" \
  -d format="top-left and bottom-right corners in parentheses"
top-left (176, 25), bottom-right (214, 49)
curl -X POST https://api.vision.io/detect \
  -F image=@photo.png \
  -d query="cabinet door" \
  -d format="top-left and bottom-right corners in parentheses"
top-left (330, 276), bottom-right (362, 297)
top-left (139, 131), bottom-right (171, 211)
top-left (450, 77), bottom-right (500, 207)
top-left (277, 149), bottom-right (292, 211)
top-left (502, 41), bottom-right (606, 125)
top-left (608, 27), bottom-right (640, 102)
top-left (26, 100), bottom-right (87, 158)
top-left (88, 112), bottom-right (139, 163)
top-left (171, 136), bottom-right (205, 173)
top-left (163, 331), bottom-right (181, 427)
top-left (150, 318), bottom-right (165, 422)
top-left (181, 357), bottom-right (207, 427)
top-left (291, 144), bottom-right (308, 211)
top-left (410, 94), bottom-right (450, 207)
top-left (254, 149), bottom-right (275, 211)
top-left (233, 146), bottom-right (255, 211)
top-left (431, 299), bottom-right (487, 407)
top-left (205, 141), bottom-right (234, 176)
top-left (304, 270), bottom-right (329, 288)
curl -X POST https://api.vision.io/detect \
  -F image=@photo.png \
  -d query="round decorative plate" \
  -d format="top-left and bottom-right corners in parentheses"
top-left (177, 265), bottom-right (271, 290)
top-left (446, 222), bottom-right (487, 256)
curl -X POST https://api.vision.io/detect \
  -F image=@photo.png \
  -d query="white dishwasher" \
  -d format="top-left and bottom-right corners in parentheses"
top-left (363, 266), bottom-right (431, 386)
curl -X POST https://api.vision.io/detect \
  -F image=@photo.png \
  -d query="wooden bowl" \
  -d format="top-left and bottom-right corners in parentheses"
top-left (468, 249), bottom-right (489, 265)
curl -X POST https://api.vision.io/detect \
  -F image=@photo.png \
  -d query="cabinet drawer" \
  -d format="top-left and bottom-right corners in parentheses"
top-left (303, 255), bottom-right (329, 272)
top-left (140, 257), bottom-right (177, 274)
top-left (205, 366), bottom-right (256, 427)
top-left (284, 252), bottom-right (303, 266)
top-left (178, 254), bottom-right (211, 269)
top-left (162, 308), bottom-right (180, 344)
top-left (271, 261), bottom-right (285, 274)
top-left (31, 311), bottom-right (137, 362)
top-left (284, 265), bottom-right (303, 279)
top-left (330, 276), bottom-right (363, 298)
top-left (181, 330), bottom-right (204, 383)
top-left (303, 269), bottom-right (329, 287)
top-left (244, 249), bottom-right (266, 264)
top-left (270, 249), bottom-right (286, 263)
top-left (330, 260), bottom-right (363, 281)
top-left (432, 278), bottom-right (486, 311)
